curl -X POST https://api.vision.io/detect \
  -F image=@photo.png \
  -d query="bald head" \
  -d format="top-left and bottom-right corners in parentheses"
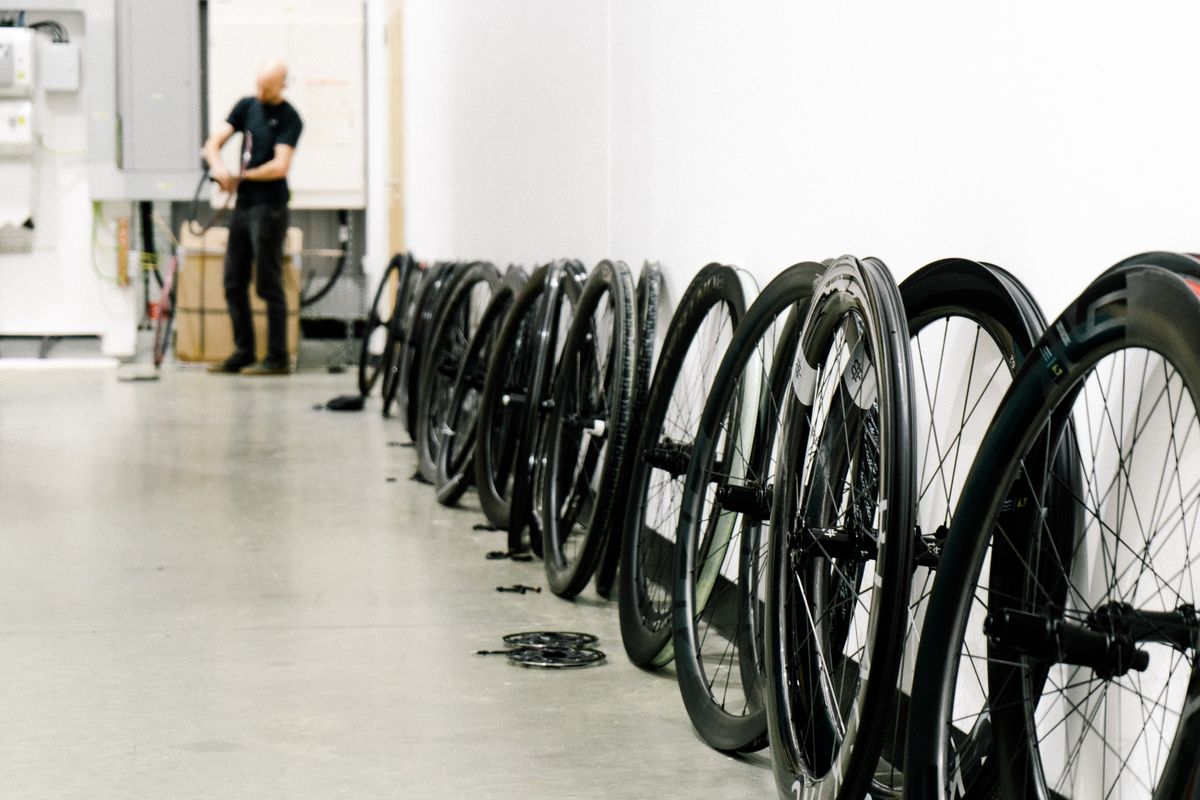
top-left (256, 59), bottom-right (288, 105)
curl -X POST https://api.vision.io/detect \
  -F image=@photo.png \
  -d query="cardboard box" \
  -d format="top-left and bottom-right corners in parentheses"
top-left (174, 225), bottom-right (302, 362)
top-left (175, 308), bottom-right (301, 363)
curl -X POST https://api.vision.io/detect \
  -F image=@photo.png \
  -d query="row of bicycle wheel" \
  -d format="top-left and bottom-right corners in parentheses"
top-left (358, 251), bottom-right (1200, 800)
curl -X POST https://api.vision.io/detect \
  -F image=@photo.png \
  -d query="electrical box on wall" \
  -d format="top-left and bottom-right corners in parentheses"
top-left (0, 27), bottom-right (35, 96)
top-left (0, 99), bottom-right (34, 155)
top-left (116, 0), bottom-right (203, 175)
top-left (40, 41), bottom-right (80, 92)
top-left (89, 0), bottom-right (205, 200)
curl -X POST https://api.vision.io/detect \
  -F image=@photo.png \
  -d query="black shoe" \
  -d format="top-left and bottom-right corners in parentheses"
top-left (207, 353), bottom-right (255, 374)
top-left (242, 358), bottom-right (292, 376)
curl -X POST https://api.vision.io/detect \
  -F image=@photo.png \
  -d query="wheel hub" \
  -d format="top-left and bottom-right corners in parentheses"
top-left (982, 603), bottom-right (1200, 680)
top-left (789, 523), bottom-right (878, 565)
top-left (716, 481), bottom-right (773, 522)
top-left (643, 438), bottom-right (692, 476)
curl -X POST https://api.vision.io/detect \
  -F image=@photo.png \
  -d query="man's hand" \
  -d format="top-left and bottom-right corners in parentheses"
top-left (203, 121), bottom-right (237, 193)
top-left (212, 166), bottom-right (238, 194)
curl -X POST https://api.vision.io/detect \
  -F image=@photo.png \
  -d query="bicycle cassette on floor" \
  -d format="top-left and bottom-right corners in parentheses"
top-left (504, 646), bottom-right (606, 669)
top-left (501, 631), bottom-right (599, 649)
top-left (476, 631), bottom-right (605, 668)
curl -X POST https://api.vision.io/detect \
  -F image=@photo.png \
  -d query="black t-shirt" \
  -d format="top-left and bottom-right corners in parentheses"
top-left (226, 96), bottom-right (303, 207)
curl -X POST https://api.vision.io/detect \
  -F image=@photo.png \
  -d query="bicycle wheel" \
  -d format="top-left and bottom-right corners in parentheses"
top-left (906, 261), bottom-right (1200, 800)
top-left (618, 263), bottom-right (746, 667)
top-left (595, 260), bottom-right (665, 599)
top-left (539, 259), bottom-right (636, 598)
top-left (403, 262), bottom-right (461, 441)
top-left (762, 256), bottom-right (916, 788)
top-left (475, 263), bottom-right (553, 530)
top-left (635, 261), bottom-right (665, 387)
top-left (359, 252), bottom-right (411, 396)
top-left (152, 254), bottom-right (179, 368)
top-left (672, 261), bottom-right (822, 753)
top-left (380, 259), bottom-right (424, 418)
top-left (508, 259), bottom-right (587, 556)
top-left (849, 258), bottom-right (1057, 797)
top-left (414, 261), bottom-right (502, 484)
top-left (436, 267), bottom-right (529, 506)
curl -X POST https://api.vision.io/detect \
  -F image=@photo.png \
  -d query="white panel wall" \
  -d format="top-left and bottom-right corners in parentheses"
top-left (402, 1), bottom-right (1200, 321)
top-left (401, 0), bottom-right (610, 265)
top-left (207, 0), bottom-right (366, 209)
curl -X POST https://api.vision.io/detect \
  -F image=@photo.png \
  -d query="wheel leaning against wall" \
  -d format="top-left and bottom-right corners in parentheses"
top-left (617, 262), bottom-right (747, 667)
top-left (413, 261), bottom-right (502, 485)
top-left (671, 261), bottom-right (818, 754)
top-left (759, 256), bottom-right (917, 784)
top-left (435, 266), bottom-right (530, 506)
top-left (538, 259), bottom-right (637, 598)
top-left (594, 260), bottom-right (664, 599)
top-left (824, 257), bottom-right (1068, 798)
top-left (379, 257), bottom-right (423, 416)
top-left (397, 261), bottom-right (459, 439)
top-left (472, 262), bottom-right (564, 533)
top-left (507, 259), bottom-right (588, 558)
top-left (904, 258), bottom-right (1200, 800)
top-left (359, 252), bottom-right (414, 397)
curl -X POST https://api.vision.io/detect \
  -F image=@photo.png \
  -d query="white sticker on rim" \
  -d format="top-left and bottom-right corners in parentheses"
top-left (842, 334), bottom-right (878, 410)
top-left (792, 356), bottom-right (818, 404)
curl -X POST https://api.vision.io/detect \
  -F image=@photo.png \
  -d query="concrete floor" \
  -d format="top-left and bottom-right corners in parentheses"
top-left (0, 368), bottom-right (776, 799)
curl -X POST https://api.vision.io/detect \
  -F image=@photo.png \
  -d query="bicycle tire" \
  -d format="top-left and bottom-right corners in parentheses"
top-left (436, 266), bottom-right (529, 506)
top-left (414, 261), bottom-right (502, 484)
top-left (672, 261), bottom-right (820, 753)
top-left (595, 260), bottom-right (665, 599)
top-left (403, 262), bottom-right (460, 440)
top-left (636, 261), bottom-right (665, 384)
top-left (507, 259), bottom-right (587, 556)
top-left (850, 258), bottom-right (1058, 797)
top-left (762, 255), bottom-right (916, 787)
top-left (359, 252), bottom-right (409, 396)
top-left (380, 259), bottom-right (423, 418)
top-left (474, 263), bottom-right (553, 530)
top-left (539, 259), bottom-right (637, 598)
top-left (617, 262), bottom-right (746, 667)
top-left (905, 261), bottom-right (1200, 800)
top-left (152, 254), bottom-right (178, 368)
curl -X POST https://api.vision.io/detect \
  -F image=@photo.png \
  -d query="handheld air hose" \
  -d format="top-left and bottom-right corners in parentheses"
top-left (299, 209), bottom-right (351, 308)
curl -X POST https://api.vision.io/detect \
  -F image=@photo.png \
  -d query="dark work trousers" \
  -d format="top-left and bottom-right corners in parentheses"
top-left (223, 204), bottom-right (289, 362)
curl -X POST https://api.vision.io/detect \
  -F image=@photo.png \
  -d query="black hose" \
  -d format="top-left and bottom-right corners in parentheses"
top-left (139, 201), bottom-right (161, 287)
top-left (29, 20), bottom-right (68, 42)
top-left (185, 165), bottom-right (239, 238)
top-left (139, 200), bottom-right (163, 303)
top-left (299, 209), bottom-right (351, 308)
top-left (186, 166), bottom-right (210, 236)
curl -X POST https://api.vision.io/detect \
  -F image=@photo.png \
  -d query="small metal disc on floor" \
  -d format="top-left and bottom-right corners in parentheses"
top-left (476, 631), bottom-right (605, 668)
top-left (505, 646), bottom-right (605, 669)
top-left (502, 631), bottom-right (599, 649)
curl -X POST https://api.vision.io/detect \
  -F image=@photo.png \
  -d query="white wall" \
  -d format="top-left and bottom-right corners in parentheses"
top-left (401, 0), bottom-right (610, 266)
top-left (362, 0), bottom-right (390, 293)
top-left (207, 0), bottom-right (366, 210)
top-left (401, 0), bottom-right (1200, 320)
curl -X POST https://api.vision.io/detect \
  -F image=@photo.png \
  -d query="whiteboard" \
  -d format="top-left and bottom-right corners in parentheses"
top-left (206, 0), bottom-right (365, 209)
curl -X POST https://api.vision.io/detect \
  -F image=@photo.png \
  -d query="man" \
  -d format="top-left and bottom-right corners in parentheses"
top-left (203, 59), bottom-right (303, 375)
